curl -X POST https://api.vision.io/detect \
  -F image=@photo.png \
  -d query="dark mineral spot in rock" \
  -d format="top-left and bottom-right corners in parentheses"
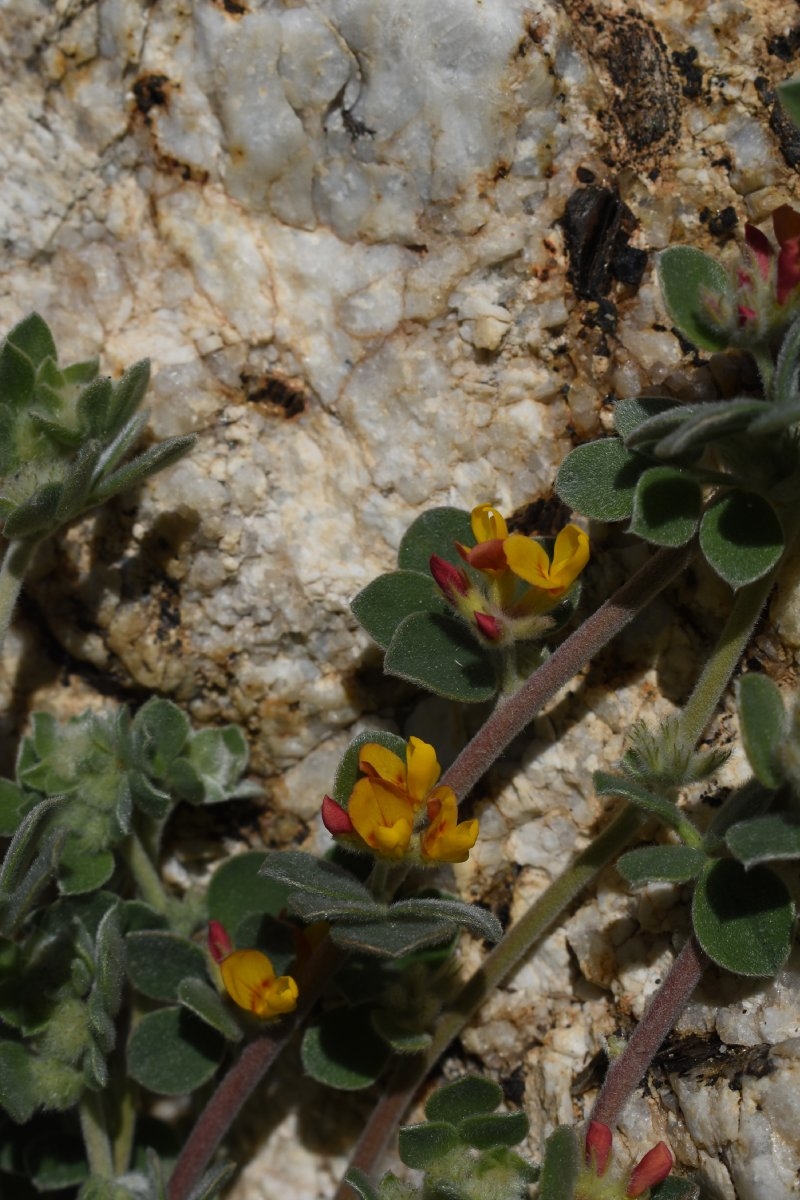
top-left (211, 0), bottom-right (248, 13)
top-left (671, 46), bottom-right (704, 98)
top-left (243, 373), bottom-right (308, 419)
top-left (766, 26), bottom-right (800, 62)
top-left (133, 74), bottom-right (171, 116)
top-left (707, 206), bottom-right (738, 238)
top-left (561, 185), bottom-right (646, 299)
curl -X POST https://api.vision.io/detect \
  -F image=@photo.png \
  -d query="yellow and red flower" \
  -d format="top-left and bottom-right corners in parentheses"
top-left (321, 738), bottom-right (478, 865)
top-left (207, 920), bottom-right (299, 1020)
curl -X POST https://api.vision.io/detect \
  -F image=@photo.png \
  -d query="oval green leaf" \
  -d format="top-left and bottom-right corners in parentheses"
top-left (398, 507), bottom-right (473, 571)
top-left (692, 859), bottom-right (794, 976)
top-left (630, 467), bottom-right (701, 547)
top-left (725, 814), bottom-right (800, 868)
top-left (617, 845), bottom-right (707, 886)
top-left (699, 491), bottom-right (784, 588)
top-left (127, 1007), bottom-right (225, 1094)
top-left (301, 1004), bottom-right (390, 1090)
top-left (207, 851), bottom-right (290, 932)
top-left (425, 1075), bottom-right (502, 1123)
top-left (384, 611), bottom-right (496, 702)
top-left (351, 570), bottom-right (448, 650)
top-left (657, 246), bottom-right (731, 351)
top-left (125, 931), bottom-right (207, 1002)
top-left (555, 439), bottom-right (646, 521)
top-left (737, 673), bottom-right (787, 789)
top-left (398, 1122), bottom-right (459, 1169)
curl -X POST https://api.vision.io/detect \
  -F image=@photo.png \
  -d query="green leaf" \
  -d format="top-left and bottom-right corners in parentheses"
top-left (389, 898), bottom-right (502, 943)
top-left (652, 400), bottom-right (768, 458)
top-left (593, 773), bottom-right (688, 837)
top-left (76, 377), bottom-right (114, 436)
top-left (125, 932), bottom-right (207, 1002)
top-left (25, 1132), bottom-right (89, 1191)
top-left (57, 443), bottom-right (103, 522)
top-left (537, 1125), bottom-right (580, 1200)
top-left (351, 570), bottom-right (448, 651)
top-left (370, 1010), bottom-right (432, 1054)
top-left (127, 1007), bottom-right (225, 1095)
top-left (329, 916), bottom-right (458, 958)
top-left (651, 1177), bottom-right (700, 1199)
top-left (778, 75), bottom-right (800, 129)
top-left (301, 1005), bottom-right (390, 1090)
top-left (613, 396), bottom-right (683, 440)
top-left (7, 313), bottom-right (58, 367)
top-left (657, 246), bottom-right (731, 351)
top-left (725, 814), bottom-right (800, 867)
top-left (108, 360), bottom-right (151, 431)
top-left (331, 730), bottom-right (409, 809)
top-left (699, 491), bottom-right (784, 588)
top-left (177, 977), bottom-right (243, 1042)
top-left (0, 797), bottom-right (62, 897)
top-left (3, 483), bottom-right (63, 538)
top-left (555, 439), bottom-right (646, 521)
top-left (398, 1122), bottom-right (459, 1169)
top-left (629, 467), bottom-right (701, 547)
top-left (57, 839), bottom-right (115, 896)
top-left (0, 779), bottom-right (30, 837)
top-left (184, 725), bottom-right (252, 804)
top-left (737, 673), bottom-right (787, 789)
top-left (93, 436), bottom-right (196, 502)
top-left (207, 851), bottom-right (290, 933)
top-left (0, 1042), bottom-right (38, 1123)
top-left (617, 845), bottom-right (706, 886)
top-left (343, 1168), bottom-right (380, 1200)
top-left (458, 1111), bottom-right (529, 1150)
top-left (384, 612), bottom-right (496, 702)
top-left (259, 849), bottom-right (374, 906)
top-left (397, 507), bottom-right (473, 572)
top-left (0, 341), bottom-right (36, 411)
top-left (425, 1075), bottom-right (502, 1123)
top-left (95, 903), bottom-right (125, 1016)
top-left (692, 859), bottom-right (794, 976)
top-left (133, 699), bottom-right (190, 770)
top-left (185, 1161), bottom-right (237, 1200)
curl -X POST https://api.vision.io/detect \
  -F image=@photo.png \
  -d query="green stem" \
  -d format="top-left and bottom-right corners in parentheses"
top-left (120, 832), bottom-right (170, 915)
top-left (0, 538), bottom-right (36, 651)
top-left (442, 544), bottom-right (693, 802)
top-left (334, 803), bottom-right (643, 1198)
top-left (112, 1082), bottom-right (138, 1175)
top-left (676, 569), bottom-right (777, 749)
top-left (752, 346), bottom-right (774, 396)
top-left (79, 1091), bottom-right (115, 1179)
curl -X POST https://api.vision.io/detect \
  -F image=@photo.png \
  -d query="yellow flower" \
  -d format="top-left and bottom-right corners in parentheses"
top-left (456, 504), bottom-right (510, 575)
top-left (219, 949), bottom-right (299, 1019)
top-left (348, 777), bottom-right (415, 858)
top-left (359, 737), bottom-right (441, 805)
top-left (504, 523), bottom-right (589, 596)
top-left (420, 791), bottom-right (479, 864)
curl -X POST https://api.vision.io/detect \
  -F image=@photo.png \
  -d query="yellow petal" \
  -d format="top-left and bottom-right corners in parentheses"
top-left (260, 975), bottom-right (299, 1018)
top-left (405, 736), bottom-right (441, 803)
top-left (359, 743), bottom-right (407, 788)
top-left (420, 788), bottom-right (479, 864)
top-left (220, 950), bottom-right (276, 1015)
top-left (549, 524), bottom-right (589, 590)
top-left (471, 504), bottom-right (508, 543)
top-left (349, 779), bottom-right (414, 857)
top-left (503, 533), bottom-right (552, 588)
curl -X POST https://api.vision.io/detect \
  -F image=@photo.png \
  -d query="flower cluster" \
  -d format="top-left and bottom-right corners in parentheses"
top-left (321, 737), bottom-right (478, 864)
top-left (430, 504), bottom-right (590, 646)
top-left (208, 921), bottom-right (299, 1020)
top-left (580, 1121), bottom-right (674, 1199)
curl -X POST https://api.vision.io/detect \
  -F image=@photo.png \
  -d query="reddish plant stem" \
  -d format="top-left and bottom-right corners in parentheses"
top-left (591, 935), bottom-right (708, 1130)
top-left (441, 544), bottom-right (692, 801)
top-left (167, 939), bottom-right (340, 1200)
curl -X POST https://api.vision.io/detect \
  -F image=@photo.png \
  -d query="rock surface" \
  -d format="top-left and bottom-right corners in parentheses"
top-left (2, 1), bottom-right (800, 1197)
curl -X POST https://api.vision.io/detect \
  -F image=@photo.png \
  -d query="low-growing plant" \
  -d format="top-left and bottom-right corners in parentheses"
top-left (2, 184), bottom-right (800, 1200)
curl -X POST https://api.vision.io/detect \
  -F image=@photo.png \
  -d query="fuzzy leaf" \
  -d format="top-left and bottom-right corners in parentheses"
top-left (657, 246), bottom-right (731, 351)
top-left (653, 400), bottom-right (768, 458)
top-left (555, 439), bottom-right (646, 521)
top-left (93, 436), bottom-right (195, 501)
top-left (737, 673), bottom-right (787, 789)
top-left (0, 797), bottom-right (62, 898)
top-left (593, 773), bottom-right (687, 836)
top-left (76, 377), bottom-right (113, 436)
top-left (629, 467), bottom-right (701, 547)
top-left (0, 1042), bottom-right (38, 1123)
top-left (288, 892), bottom-right (384, 923)
top-left (184, 726), bottom-right (252, 804)
top-left (343, 1168), bottom-right (380, 1200)
top-left (617, 845), bottom-right (707, 886)
top-left (692, 859), bottom-right (794, 976)
top-left (208, 851), bottom-right (290, 933)
top-left (699, 491), bottom-right (784, 588)
top-left (109, 360), bottom-right (151, 431)
top-left (3, 483), bottom-right (62, 538)
top-left (425, 1075), bottom-right (502, 1123)
top-left (0, 340), bottom-right (36, 410)
top-left (177, 977), bottom-right (244, 1043)
top-left (95, 903), bottom-right (125, 1016)
top-left (332, 730), bottom-right (409, 809)
top-left (301, 1005), bottom-right (390, 1090)
top-left (389, 898), bottom-right (502, 942)
top-left (57, 841), bottom-right (115, 896)
top-left (398, 507), bottom-right (474, 572)
top-left (7, 313), bottom-right (58, 367)
top-left (351, 570), bottom-right (448, 651)
top-left (537, 1125), bottom-right (580, 1200)
top-left (651, 1177), bottom-right (700, 1199)
top-left (0, 779), bottom-right (31, 837)
top-left (329, 915), bottom-right (458, 958)
top-left (725, 814), bottom-right (800, 867)
top-left (25, 1132), bottom-right (89, 1191)
top-left (125, 932), bottom-right (207, 1002)
top-left (259, 849), bottom-right (374, 906)
top-left (370, 1009), bottom-right (432, 1054)
top-left (613, 396), bottom-right (683, 440)
top-left (398, 1122), bottom-right (459, 1169)
top-left (384, 611), bottom-right (496, 702)
top-left (459, 1111), bottom-right (529, 1149)
top-left (127, 1007), bottom-right (225, 1095)
top-left (133, 699), bottom-right (190, 770)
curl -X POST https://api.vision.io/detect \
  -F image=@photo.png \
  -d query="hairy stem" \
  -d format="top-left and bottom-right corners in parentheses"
top-left (676, 569), bottom-right (776, 749)
top-left (591, 936), bottom-right (707, 1129)
top-left (0, 538), bottom-right (36, 651)
top-left (79, 1091), bottom-right (115, 1179)
top-left (120, 832), bottom-right (170, 916)
top-left (167, 938), bottom-right (340, 1200)
top-left (441, 544), bottom-right (693, 801)
top-left (335, 803), bottom-right (643, 1198)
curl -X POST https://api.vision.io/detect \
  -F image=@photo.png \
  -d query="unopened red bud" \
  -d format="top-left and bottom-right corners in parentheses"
top-left (321, 794), bottom-right (356, 837)
top-left (585, 1120), bottom-right (612, 1176)
top-left (626, 1142), bottom-right (674, 1197)
top-left (430, 554), bottom-right (470, 599)
top-left (474, 611), bottom-right (503, 641)
top-left (208, 919), bottom-right (233, 964)
top-left (744, 223), bottom-right (773, 280)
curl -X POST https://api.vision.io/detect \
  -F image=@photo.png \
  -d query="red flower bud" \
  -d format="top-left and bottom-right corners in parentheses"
top-left (208, 919), bottom-right (233, 964)
top-left (457, 537), bottom-right (508, 572)
top-left (626, 1142), bottom-right (674, 1197)
top-left (744, 222), bottom-right (773, 280)
top-left (474, 611), bottom-right (503, 641)
top-left (321, 794), bottom-right (356, 837)
top-left (585, 1120), bottom-right (613, 1176)
top-left (430, 554), bottom-right (470, 600)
